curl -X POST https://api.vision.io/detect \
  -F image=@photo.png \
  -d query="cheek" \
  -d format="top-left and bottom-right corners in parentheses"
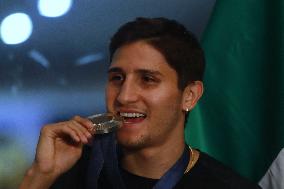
top-left (105, 86), bottom-right (117, 109)
top-left (147, 89), bottom-right (182, 110)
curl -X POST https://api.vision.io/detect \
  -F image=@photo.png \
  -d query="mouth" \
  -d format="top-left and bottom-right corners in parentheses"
top-left (118, 112), bottom-right (147, 123)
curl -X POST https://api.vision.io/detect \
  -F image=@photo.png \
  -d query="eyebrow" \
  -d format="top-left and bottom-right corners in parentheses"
top-left (108, 67), bottom-right (123, 74)
top-left (108, 67), bottom-right (163, 76)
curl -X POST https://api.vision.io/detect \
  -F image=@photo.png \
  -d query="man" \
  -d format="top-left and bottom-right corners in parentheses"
top-left (20, 17), bottom-right (260, 189)
top-left (259, 148), bottom-right (284, 189)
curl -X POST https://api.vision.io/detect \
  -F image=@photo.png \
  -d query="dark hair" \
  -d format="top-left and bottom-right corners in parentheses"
top-left (109, 17), bottom-right (205, 90)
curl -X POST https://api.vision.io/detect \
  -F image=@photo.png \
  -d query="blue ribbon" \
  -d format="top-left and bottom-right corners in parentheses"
top-left (152, 146), bottom-right (189, 189)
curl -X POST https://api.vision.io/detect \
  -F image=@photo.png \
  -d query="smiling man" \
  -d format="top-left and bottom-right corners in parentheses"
top-left (20, 17), bottom-right (260, 189)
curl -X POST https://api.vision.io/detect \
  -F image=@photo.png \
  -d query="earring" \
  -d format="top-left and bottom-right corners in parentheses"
top-left (185, 108), bottom-right (189, 112)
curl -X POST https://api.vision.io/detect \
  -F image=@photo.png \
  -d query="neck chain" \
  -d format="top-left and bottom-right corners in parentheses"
top-left (184, 146), bottom-right (197, 174)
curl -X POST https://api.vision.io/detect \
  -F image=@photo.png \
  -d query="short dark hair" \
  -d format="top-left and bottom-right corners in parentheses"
top-left (109, 17), bottom-right (205, 90)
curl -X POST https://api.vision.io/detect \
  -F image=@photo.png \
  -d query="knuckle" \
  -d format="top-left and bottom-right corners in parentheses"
top-left (72, 115), bottom-right (81, 121)
top-left (41, 125), bottom-right (50, 132)
top-left (40, 124), bottom-right (53, 135)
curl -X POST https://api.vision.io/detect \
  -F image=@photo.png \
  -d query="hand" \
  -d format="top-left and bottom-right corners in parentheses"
top-left (20, 116), bottom-right (94, 189)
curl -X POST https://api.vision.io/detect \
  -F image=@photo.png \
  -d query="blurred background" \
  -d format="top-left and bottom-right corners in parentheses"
top-left (0, 0), bottom-right (215, 188)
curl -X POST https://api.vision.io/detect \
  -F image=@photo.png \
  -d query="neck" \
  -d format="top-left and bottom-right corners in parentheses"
top-left (121, 139), bottom-right (185, 179)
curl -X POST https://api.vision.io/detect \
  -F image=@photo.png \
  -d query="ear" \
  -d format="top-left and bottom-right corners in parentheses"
top-left (182, 81), bottom-right (203, 112)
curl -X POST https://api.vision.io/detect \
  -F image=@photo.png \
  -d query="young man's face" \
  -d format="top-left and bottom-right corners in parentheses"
top-left (105, 41), bottom-right (187, 150)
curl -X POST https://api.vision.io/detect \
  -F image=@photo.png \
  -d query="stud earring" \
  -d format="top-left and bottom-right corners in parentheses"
top-left (185, 108), bottom-right (189, 112)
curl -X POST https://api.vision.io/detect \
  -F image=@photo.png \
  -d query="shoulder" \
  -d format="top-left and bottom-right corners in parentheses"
top-left (174, 151), bottom-right (261, 189)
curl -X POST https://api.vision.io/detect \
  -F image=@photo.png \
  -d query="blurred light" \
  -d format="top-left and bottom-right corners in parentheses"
top-left (28, 49), bottom-right (50, 68)
top-left (75, 53), bottom-right (105, 66)
top-left (0, 13), bottom-right (33, 45)
top-left (38, 0), bottom-right (73, 17)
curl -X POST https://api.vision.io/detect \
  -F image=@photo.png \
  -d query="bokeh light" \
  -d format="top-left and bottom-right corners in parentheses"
top-left (38, 0), bottom-right (73, 17)
top-left (0, 13), bottom-right (33, 45)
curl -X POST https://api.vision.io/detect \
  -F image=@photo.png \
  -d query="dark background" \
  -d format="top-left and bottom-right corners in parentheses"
top-left (0, 0), bottom-right (215, 188)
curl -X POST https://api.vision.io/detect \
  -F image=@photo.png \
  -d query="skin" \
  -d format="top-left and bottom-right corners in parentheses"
top-left (19, 40), bottom-right (203, 188)
top-left (19, 116), bottom-right (94, 189)
top-left (106, 41), bottom-right (203, 178)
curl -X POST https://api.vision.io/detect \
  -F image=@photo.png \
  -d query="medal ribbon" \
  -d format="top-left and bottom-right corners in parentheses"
top-left (152, 146), bottom-right (189, 189)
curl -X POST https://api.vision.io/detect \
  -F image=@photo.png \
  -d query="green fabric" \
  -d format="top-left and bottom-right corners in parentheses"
top-left (185, 0), bottom-right (284, 182)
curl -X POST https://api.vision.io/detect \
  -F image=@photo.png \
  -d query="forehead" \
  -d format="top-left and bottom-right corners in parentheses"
top-left (109, 41), bottom-right (177, 76)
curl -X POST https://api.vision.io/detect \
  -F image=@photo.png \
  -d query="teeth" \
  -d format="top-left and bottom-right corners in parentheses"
top-left (120, 112), bottom-right (145, 118)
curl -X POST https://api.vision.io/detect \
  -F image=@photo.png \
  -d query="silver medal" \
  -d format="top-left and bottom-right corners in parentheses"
top-left (88, 113), bottom-right (123, 134)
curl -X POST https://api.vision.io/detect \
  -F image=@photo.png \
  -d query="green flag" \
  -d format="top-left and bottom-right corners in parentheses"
top-left (186, 0), bottom-right (284, 182)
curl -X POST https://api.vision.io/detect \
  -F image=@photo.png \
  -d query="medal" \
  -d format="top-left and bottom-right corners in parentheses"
top-left (88, 113), bottom-right (123, 134)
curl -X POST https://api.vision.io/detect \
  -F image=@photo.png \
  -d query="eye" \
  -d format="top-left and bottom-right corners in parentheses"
top-left (141, 74), bottom-right (159, 84)
top-left (142, 75), bottom-right (155, 82)
top-left (108, 73), bottom-right (124, 83)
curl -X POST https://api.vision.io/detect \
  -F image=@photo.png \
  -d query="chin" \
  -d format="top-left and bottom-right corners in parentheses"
top-left (116, 132), bottom-right (149, 151)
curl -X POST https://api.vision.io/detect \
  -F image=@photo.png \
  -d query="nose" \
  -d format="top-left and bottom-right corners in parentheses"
top-left (116, 78), bottom-right (139, 105)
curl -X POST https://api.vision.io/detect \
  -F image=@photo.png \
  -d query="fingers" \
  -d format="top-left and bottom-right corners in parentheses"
top-left (40, 116), bottom-right (94, 145)
top-left (68, 120), bottom-right (92, 144)
top-left (72, 116), bottom-right (93, 131)
top-left (33, 116), bottom-right (93, 176)
top-left (73, 115), bottom-right (97, 136)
